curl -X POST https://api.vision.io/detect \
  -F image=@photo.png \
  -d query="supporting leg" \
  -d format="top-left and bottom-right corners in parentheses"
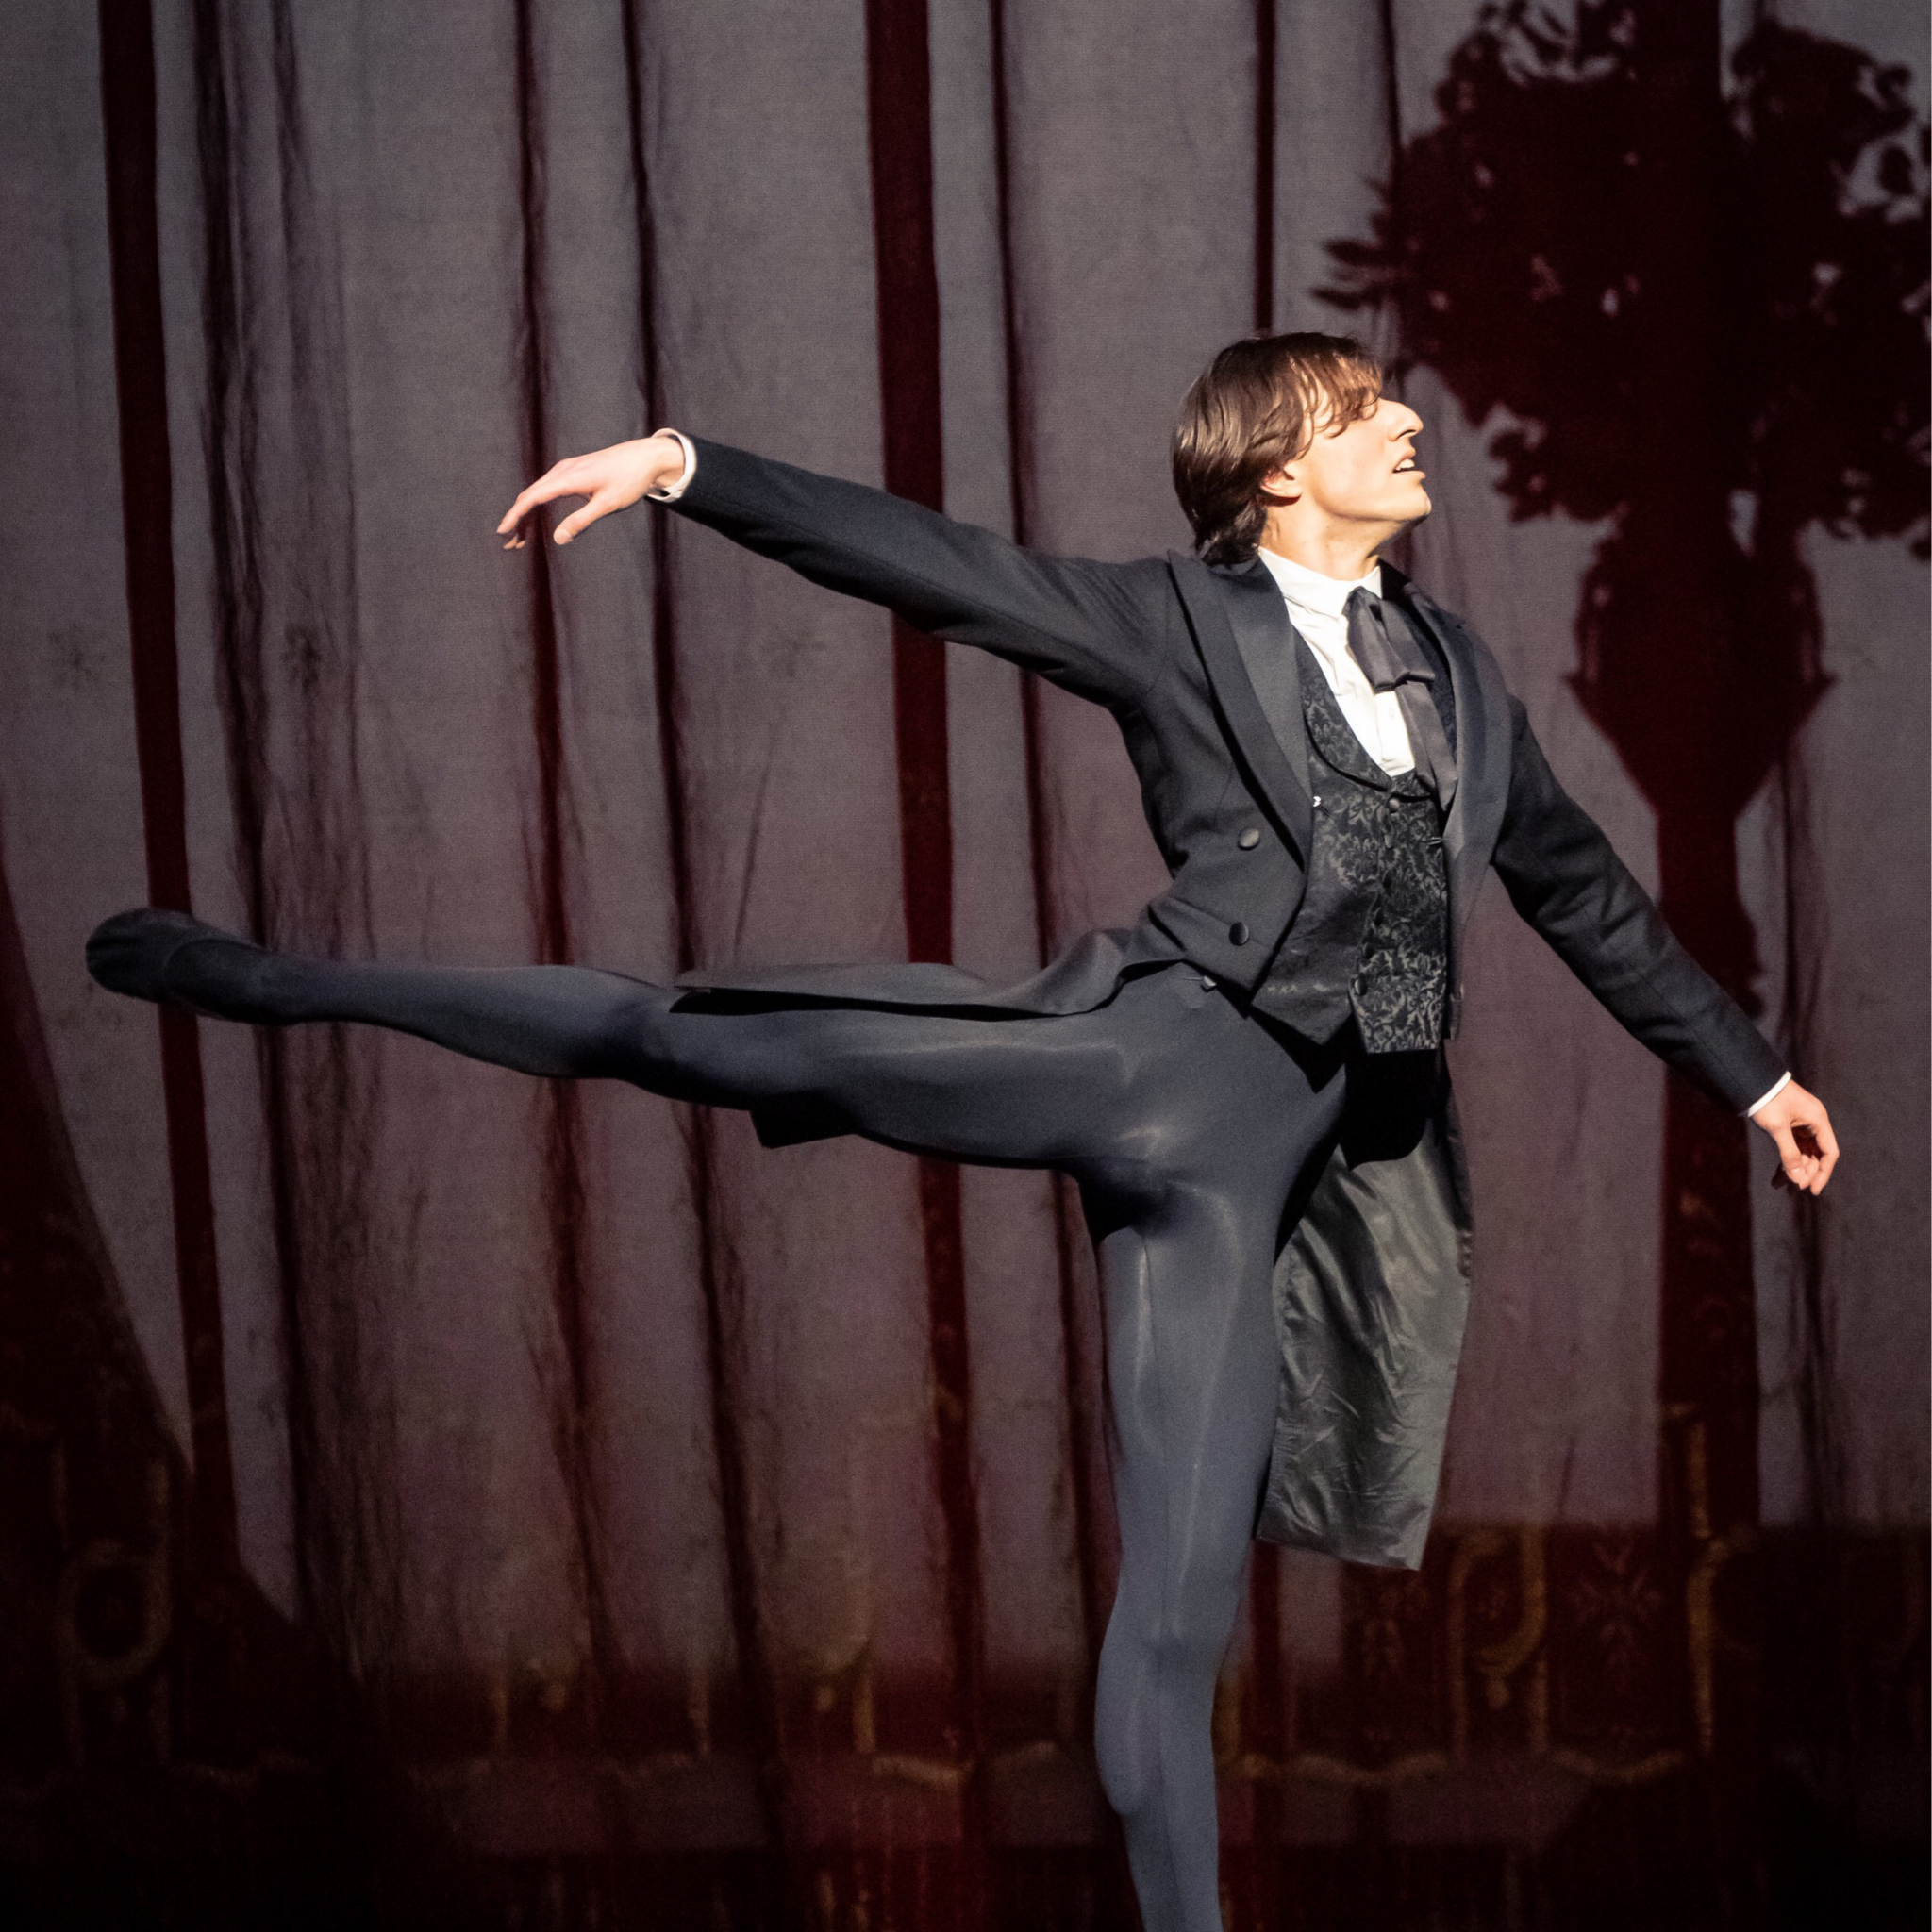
top-left (1074, 994), bottom-right (1349, 1932)
top-left (1087, 1191), bottom-right (1285, 1932)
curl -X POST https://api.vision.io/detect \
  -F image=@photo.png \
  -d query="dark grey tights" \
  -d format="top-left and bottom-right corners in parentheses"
top-left (88, 909), bottom-right (1357, 1932)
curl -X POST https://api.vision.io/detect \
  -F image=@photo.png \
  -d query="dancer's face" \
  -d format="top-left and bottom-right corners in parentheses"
top-left (1268, 392), bottom-right (1431, 528)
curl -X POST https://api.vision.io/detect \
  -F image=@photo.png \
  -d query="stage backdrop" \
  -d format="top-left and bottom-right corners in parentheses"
top-left (0, 1), bottom-right (1924, 1927)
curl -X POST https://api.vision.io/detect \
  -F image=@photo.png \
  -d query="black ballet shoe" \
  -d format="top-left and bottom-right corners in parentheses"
top-left (85, 908), bottom-right (290, 1027)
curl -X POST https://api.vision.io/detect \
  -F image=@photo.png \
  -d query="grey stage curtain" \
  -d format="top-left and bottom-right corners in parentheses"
top-left (0, 1), bottom-right (1924, 1925)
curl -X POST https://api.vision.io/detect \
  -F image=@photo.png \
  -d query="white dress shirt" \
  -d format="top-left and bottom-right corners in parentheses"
top-left (642, 437), bottom-right (1790, 1118)
top-left (1255, 547), bottom-right (1416, 777)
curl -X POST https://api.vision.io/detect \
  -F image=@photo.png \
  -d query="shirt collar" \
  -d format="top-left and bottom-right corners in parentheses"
top-left (1255, 546), bottom-right (1381, 617)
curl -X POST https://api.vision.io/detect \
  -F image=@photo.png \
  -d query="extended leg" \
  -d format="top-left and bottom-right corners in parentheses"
top-left (88, 908), bottom-right (677, 1078)
top-left (85, 908), bottom-right (1145, 1168)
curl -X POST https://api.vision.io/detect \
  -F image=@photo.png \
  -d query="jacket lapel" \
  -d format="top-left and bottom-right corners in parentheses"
top-left (1168, 553), bottom-right (1314, 862)
top-left (1169, 554), bottom-right (1513, 923)
top-left (1394, 575), bottom-right (1512, 947)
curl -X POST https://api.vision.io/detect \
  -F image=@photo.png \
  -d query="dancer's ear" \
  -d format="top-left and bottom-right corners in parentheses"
top-left (1257, 463), bottom-right (1300, 507)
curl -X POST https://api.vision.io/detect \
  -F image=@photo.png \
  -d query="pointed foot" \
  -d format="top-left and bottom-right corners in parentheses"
top-left (86, 908), bottom-right (289, 1025)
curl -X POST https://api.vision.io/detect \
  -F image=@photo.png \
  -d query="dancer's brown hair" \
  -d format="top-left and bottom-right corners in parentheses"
top-left (1172, 332), bottom-right (1384, 564)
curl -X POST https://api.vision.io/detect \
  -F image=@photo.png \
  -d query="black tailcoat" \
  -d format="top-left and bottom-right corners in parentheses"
top-left (667, 441), bottom-right (1786, 1567)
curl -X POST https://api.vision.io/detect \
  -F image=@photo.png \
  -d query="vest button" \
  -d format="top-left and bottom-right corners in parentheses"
top-left (1311, 794), bottom-right (1323, 808)
top-left (1237, 827), bottom-right (1261, 850)
top-left (1229, 922), bottom-right (1250, 946)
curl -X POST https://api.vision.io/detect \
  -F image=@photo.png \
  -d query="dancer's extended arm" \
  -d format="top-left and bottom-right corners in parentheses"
top-left (498, 431), bottom-right (1168, 707)
top-left (1489, 697), bottom-right (1838, 1194)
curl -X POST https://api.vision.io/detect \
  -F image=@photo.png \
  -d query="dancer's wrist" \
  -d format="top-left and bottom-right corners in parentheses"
top-left (643, 428), bottom-right (697, 502)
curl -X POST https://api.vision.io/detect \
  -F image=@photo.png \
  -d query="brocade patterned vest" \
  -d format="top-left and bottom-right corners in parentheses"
top-left (1250, 633), bottom-right (1451, 1052)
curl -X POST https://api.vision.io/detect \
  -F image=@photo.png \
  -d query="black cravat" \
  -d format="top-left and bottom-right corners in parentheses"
top-left (1343, 587), bottom-right (1456, 805)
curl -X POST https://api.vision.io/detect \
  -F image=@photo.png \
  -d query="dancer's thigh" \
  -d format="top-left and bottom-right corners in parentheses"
top-left (629, 964), bottom-right (1260, 1174)
top-left (1093, 1011), bottom-right (1350, 1604)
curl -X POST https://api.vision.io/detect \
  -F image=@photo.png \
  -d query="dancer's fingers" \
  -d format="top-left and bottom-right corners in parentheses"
top-left (1765, 1120), bottom-right (1816, 1193)
top-left (1810, 1115), bottom-right (1840, 1192)
top-left (497, 460), bottom-right (591, 539)
top-left (553, 491), bottom-right (622, 544)
top-left (1754, 1079), bottom-right (1838, 1197)
top-left (1794, 1111), bottom-right (1839, 1195)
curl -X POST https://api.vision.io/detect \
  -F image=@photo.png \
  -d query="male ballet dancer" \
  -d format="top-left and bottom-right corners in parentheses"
top-left (89, 333), bottom-right (1836, 1932)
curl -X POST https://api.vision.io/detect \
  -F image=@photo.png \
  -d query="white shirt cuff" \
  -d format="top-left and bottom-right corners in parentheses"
top-left (643, 428), bottom-right (696, 502)
top-left (1744, 1070), bottom-right (1792, 1117)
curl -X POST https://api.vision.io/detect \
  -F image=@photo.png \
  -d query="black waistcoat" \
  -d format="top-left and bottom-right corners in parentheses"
top-left (1251, 635), bottom-right (1451, 1052)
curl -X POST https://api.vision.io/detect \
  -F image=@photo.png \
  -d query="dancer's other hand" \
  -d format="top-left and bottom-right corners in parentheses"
top-left (1749, 1079), bottom-right (1839, 1196)
top-left (497, 431), bottom-right (686, 548)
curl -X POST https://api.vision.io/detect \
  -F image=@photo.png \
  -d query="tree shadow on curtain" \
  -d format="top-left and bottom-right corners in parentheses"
top-left (1257, 6), bottom-right (1931, 1930)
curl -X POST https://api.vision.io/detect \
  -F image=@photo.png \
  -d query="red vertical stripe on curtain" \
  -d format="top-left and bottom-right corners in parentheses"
top-left (986, 0), bottom-right (1114, 1701)
top-left (617, 0), bottom-right (792, 1860)
top-left (1622, 4), bottom-right (1766, 1885)
top-left (95, 0), bottom-right (238, 1567)
top-left (1376, 0), bottom-right (1404, 211)
top-left (1244, 8), bottom-right (1290, 1914)
top-left (863, 0), bottom-right (991, 1915)
top-left (189, 0), bottom-right (342, 1647)
top-left (1254, 0), bottom-right (1275, 335)
top-left (510, 0), bottom-right (620, 1736)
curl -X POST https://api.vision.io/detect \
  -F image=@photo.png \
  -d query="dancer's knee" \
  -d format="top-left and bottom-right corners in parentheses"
top-left (575, 977), bottom-right (680, 1084)
top-left (587, 980), bottom-right (804, 1107)
top-left (1116, 1596), bottom-right (1240, 1693)
top-left (1093, 1593), bottom-right (1232, 1815)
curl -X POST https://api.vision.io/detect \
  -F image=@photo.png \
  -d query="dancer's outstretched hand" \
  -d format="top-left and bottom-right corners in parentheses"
top-left (1750, 1078), bottom-right (1839, 1196)
top-left (497, 432), bottom-right (686, 548)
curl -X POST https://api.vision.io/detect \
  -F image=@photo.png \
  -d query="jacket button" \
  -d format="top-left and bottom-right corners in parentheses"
top-left (1229, 922), bottom-right (1250, 946)
top-left (1237, 827), bottom-right (1261, 849)
top-left (1310, 794), bottom-right (1323, 808)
